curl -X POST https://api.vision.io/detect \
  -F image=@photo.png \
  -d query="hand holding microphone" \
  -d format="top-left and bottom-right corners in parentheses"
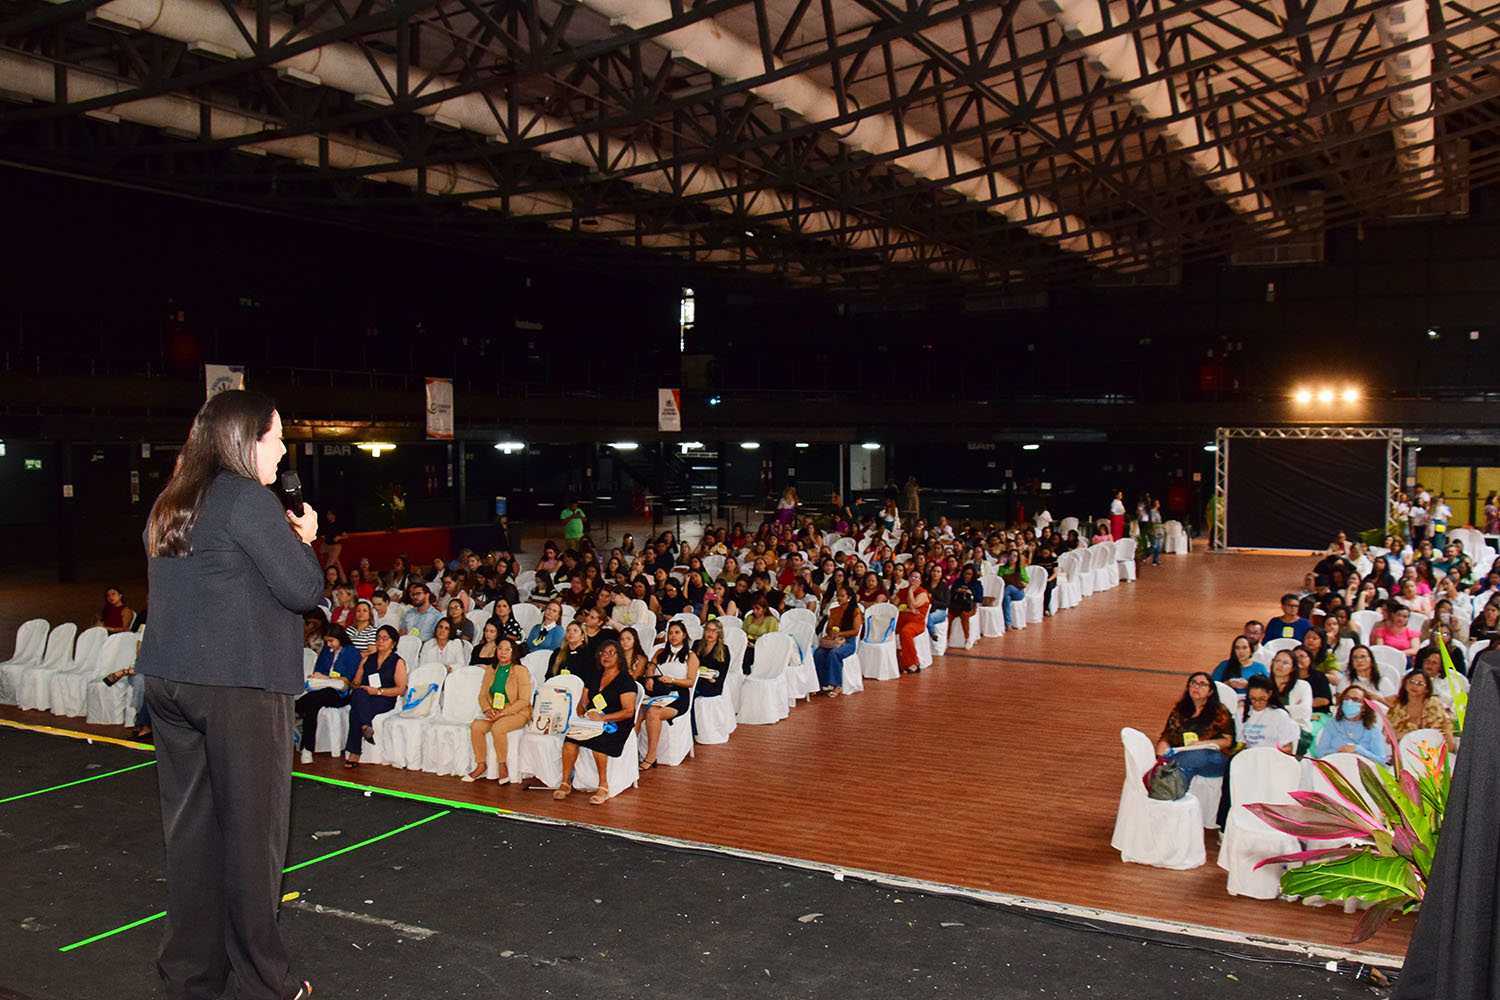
top-left (279, 472), bottom-right (320, 545)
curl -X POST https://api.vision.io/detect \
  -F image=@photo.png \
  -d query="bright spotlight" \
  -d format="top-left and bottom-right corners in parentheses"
top-left (1203, 444), bottom-right (1218, 453)
top-left (1294, 389), bottom-right (1313, 404)
top-left (356, 442), bottom-right (396, 457)
top-left (1022, 444), bottom-right (1040, 451)
top-left (740, 441), bottom-right (760, 450)
top-left (861, 442), bottom-right (881, 450)
top-left (610, 441), bottom-right (640, 451)
top-left (494, 441), bottom-right (524, 454)
top-left (794, 442), bottom-right (810, 449)
top-left (1318, 389), bottom-right (1335, 403)
top-left (1342, 388), bottom-right (1359, 403)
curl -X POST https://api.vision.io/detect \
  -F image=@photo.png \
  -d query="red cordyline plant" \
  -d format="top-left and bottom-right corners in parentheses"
top-left (1245, 642), bottom-right (1468, 943)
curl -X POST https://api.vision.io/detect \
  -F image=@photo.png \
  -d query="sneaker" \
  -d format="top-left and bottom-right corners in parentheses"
top-left (300, 749), bottom-right (314, 765)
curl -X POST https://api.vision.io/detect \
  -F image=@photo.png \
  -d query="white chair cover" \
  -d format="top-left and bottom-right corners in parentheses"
top-left (84, 632), bottom-right (141, 726)
top-left (511, 602), bottom-right (542, 635)
top-left (14, 622), bottom-right (78, 711)
top-left (51, 628), bottom-right (125, 718)
top-left (857, 603), bottom-right (901, 681)
top-left (1110, 728), bottom-right (1206, 870)
top-left (313, 704), bottom-right (352, 756)
top-left (978, 574), bottom-right (1006, 638)
top-left (1217, 747), bottom-right (1304, 898)
top-left (1369, 645), bottom-right (1409, 679)
top-left (572, 683), bottom-right (643, 799)
top-left (517, 674), bottom-right (585, 787)
top-left (1252, 637), bottom-right (1300, 665)
top-left (1024, 570), bottom-right (1047, 624)
top-left (780, 616), bottom-right (820, 701)
top-left (736, 632), bottom-right (791, 724)
top-left (420, 665), bottom-right (488, 776)
top-left (1114, 536), bottom-right (1137, 582)
top-left (24, 626), bottom-right (105, 714)
top-left (0, 618), bottom-right (50, 703)
top-left (514, 570), bottom-right (537, 602)
top-left (379, 663), bottom-right (448, 770)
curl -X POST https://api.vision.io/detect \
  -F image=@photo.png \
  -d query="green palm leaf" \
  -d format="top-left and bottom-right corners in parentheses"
top-left (1280, 854), bottom-right (1422, 903)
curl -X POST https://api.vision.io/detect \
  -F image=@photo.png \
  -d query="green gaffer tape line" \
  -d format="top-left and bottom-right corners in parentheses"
top-left (0, 760), bottom-right (157, 804)
top-left (292, 770), bottom-right (513, 816)
top-left (58, 809), bottom-right (451, 953)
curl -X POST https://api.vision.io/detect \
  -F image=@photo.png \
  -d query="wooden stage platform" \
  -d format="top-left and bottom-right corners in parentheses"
top-left (0, 547), bottom-right (1413, 960)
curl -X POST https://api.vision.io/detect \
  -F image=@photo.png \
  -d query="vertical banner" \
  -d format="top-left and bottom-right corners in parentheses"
top-left (426, 378), bottom-right (454, 439)
top-left (657, 388), bottom-right (682, 432)
top-left (204, 364), bottom-right (245, 398)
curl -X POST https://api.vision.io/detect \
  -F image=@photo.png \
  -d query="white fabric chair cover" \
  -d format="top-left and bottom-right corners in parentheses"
top-left (736, 632), bottom-right (791, 725)
top-left (1073, 548), bottom-right (1095, 599)
top-left (1217, 747), bottom-right (1304, 898)
top-left (0, 618), bottom-right (50, 703)
top-left (667, 613), bottom-right (702, 641)
top-left (511, 602), bottom-right (542, 635)
top-left (1114, 537), bottom-right (1137, 582)
top-left (1024, 570), bottom-right (1047, 624)
top-left (780, 615), bottom-right (819, 700)
top-left (913, 629), bottom-right (933, 668)
top-left (24, 626), bottom-right (105, 714)
top-left (1111, 728), bottom-right (1205, 870)
top-left (1058, 516), bottom-right (1079, 536)
top-left (1284, 679), bottom-right (1314, 729)
top-left (313, 704), bottom-right (351, 755)
top-left (396, 634), bottom-right (422, 667)
top-left (723, 628), bottom-right (749, 710)
top-left (692, 681), bottom-right (737, 744)
top-left (978, 574), bottom-right (1006, 637)
top-left (703, 554), bottom-right (726, 579)
top-left (1350, 610), bottom-right (1381, 646)
top-left (420, 665), bottom-right (488, 776)
top-left (1091, 543), bottom-right (1117, 591)
top-left (379, 663), bottom-right (448, 770)
top-left (514, 571), bottom-right (537, 602)
top-left (1163, 520), bottom-right (1188, 554)
top-left (85, 632), bottom-right (141, 726)
top-left (930, 610), bottom-right (949, 656)
top-left (1369, 645), bottom-right (1409, 678)
top-left (14, 622), bottom-right (78, 711)
top-left (1252, 637), bottom-right (1300, 665)
top-left (1058, 550), bottom-right (1084, 607)
top-left (642, 702), bottom-right (695, 766)
top-left (572, 683), bottom-right (643, 799)
top-left (517, 674), bottom-right (585, 787)
top-left (716, 615), bottom-right (742, 631)
top-left (303, 648), bottom-right (317, 678)
top-left (51, 629), bottom-right (128, 718)
top-left (857, 603), bottom-right (901, 681)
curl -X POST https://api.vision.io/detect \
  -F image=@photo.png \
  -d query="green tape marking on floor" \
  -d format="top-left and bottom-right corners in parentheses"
top-left (0, 760), bottom-right (156, 804)
top-left (292, 770), bottom-right (513, 815)
top-left (58, 809), bottom-right (451, 952)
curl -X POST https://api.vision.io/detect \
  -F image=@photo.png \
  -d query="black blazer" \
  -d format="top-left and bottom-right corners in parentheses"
top-left (137, 472), bottom-right (325, 695)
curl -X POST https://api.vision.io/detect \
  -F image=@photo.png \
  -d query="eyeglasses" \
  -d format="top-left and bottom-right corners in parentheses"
top-left (1188, 680), bottom-right (1212, 689)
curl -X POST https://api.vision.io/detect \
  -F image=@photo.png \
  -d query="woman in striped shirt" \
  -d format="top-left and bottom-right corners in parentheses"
top-left (344, 600), bottom-right (379, 652)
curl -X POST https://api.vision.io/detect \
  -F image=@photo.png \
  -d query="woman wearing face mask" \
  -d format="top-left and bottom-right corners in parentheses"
top-left (1312, 686), bottom-right (1390, 763)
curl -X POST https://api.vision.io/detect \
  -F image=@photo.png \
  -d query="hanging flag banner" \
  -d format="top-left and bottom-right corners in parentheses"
top-left (204, 364), bottom-right (245, 398)
top-left (426, 378), bottom-right (454, 439)
top-left (658, 388), bottom-right (682, 432)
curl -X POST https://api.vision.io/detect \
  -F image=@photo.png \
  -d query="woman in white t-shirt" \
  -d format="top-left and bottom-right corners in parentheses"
top-left (1214, 674), bottom-right (1300, 827)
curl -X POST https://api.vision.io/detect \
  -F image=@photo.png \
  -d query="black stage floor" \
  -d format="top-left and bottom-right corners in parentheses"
top-left (1, 726), bottom-right (1392, 999)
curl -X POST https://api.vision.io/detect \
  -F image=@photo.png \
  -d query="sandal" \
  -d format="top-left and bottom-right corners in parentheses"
top-left (589, 787), bottom-right (609, 804)
top-left (462, 763), bottom-right (487, 783)
top-left (552, 782), bottom-right (573, 800)
top-left (343, 756), bottom-right (359, 769)
top-left (361, 725), bottom-right (375, 744)
top-left (638, 758), bottom-right (658, 771)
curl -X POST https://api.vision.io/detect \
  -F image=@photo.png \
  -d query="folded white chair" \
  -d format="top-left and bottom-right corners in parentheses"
top-left (517, 674), bottom-right (585, 787)
top-left (1114, 536), bottom-right (1137, 582)
top-left (857, 603), bottom-right (901, 681)
top-left (572, 682), bottom-right (643, 799)
top-left (0, 618), bottom-right (50, 704)
top-left (1218, 747), bottom-right (1304, 898)
top-left (378, 663), bottom-right (448, 770)
top-left (14, 622), bottom-right (79, 711)
top-left (24, 626), bottom-right (105, 714)
top-left (84, 632), bottom-right (141, 726)
top-left (1111, 728), bottom-right (1205, 869)
top-left (421, 665), bottom-right (488, 776)
top-left (736, 632), bottom-right (791, 725)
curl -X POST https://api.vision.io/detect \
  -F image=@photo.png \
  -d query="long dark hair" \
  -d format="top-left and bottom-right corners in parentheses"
top-left (1345, 644), bottom-right (1382, 689)
top-left (1241, 673), bottom-right (1283, 721)
top-left (147, 390), bottom-right (276, 557)
top-left (1172, 672), bottom-right (1223, 732)
top-left (1221, 635), bottom-right (1254, 680)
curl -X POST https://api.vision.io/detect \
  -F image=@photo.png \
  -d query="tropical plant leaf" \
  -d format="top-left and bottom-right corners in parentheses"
top-left (1278, 854), bottom-right (1422, 904)
top-left (1309, 758), bottom-right (1383, 828)
top-left (1254, 846), bottom-right (1364, 870)
top-left (1349, 899), bottom-right (1405, 944)
top-left (1245, 802), bottom-right (1378, 841)
top-left (1438, 641), bottom-right (1468, 735)
top-left (1372, 705), bottom-right (1405, 778)
top-left (1357, 759), bottom-right (1420, 843)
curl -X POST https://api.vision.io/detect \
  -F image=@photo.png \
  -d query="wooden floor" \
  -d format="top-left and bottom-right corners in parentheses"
top-left (1, 545), bottom-right (1413, 959)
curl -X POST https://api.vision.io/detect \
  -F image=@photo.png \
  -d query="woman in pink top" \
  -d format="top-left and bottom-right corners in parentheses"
top-left (1370, 601), bottom-right (1422, 662)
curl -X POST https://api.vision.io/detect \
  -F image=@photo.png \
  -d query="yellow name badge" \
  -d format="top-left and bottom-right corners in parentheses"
top-left (1182, 732), bottom-right (1199, 744)
top-left (492, 692), bottom-right (506, 710)
top-left (592, 694), bottom-right (607, 710)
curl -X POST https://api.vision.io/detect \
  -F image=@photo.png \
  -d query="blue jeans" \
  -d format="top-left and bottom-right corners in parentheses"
top-left (926, 608), bottom-right (947, 639)
top-left (812, 638), bottom-right (857, 689)
top-left (1149, 536), bottom-right (1162, 565)
top-left (1171, 748), bottom-right (1228, 784)
top-left (1000, 585), bottom-right (1026, 627)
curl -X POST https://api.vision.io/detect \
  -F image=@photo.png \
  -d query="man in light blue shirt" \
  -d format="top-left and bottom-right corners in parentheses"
top-left (401, 583), bottom-right (443, 641)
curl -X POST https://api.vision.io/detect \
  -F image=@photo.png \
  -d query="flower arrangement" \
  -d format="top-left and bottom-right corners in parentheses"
top-left (1245, 641), bottom-right (1467, 942)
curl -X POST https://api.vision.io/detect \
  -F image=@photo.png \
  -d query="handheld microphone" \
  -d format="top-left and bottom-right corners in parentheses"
top-left (279, 471), bottom-right (306, 517)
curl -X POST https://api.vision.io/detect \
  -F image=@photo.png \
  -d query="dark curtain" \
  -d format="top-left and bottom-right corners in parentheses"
top-left (1226, 439), bottom-right (1386, 549)
top-left (1394, 650), bottom-right (1500, 998)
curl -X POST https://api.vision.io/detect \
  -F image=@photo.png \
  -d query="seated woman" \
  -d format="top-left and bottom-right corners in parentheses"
top-left (814, 586), bottom-right (863, 696)
top-left (1300, 626), bottom-right (1340, 676)
top-left (344, 599), bottom-right (379, 653)
top-left (715, 556), bottom-right (741, 586)
top-left (486, 598), bottom-right (525, 644)
top-left (547, 621), bottom-right (597, 690)
top-left (1413, 643), bottom-right (1464, 710)
top-left (1370, 601), bottom-right (1422, 663)
top-left (893, 571), bottom-right (931, 674)
top-left (693, 620), bottom-right (731, 699)
top-left (701, 581), bottom-right (739, 622)
top-left (1337, 644), bottom-right (1393, 706)
top-left (783, 577), bottom-right (817, 612)
top-left (1210, 635), bottom-right (1266, 690)
top-left (526, 599), bottom-right (565, 654)
top-left (1289, 644), bottom-right (1333, 718)
top-left (1154, 672), bottom-right (1234, 786)
top-left (327, 585), bottom-right (358, 629)
top-left (1213, 673), bottom-right (1300, 826)
top-left (1394, 578), bottom-right (1433, 618)
top-left (1266, 650), bottom-right (1314, 749)
top-left (923, 564), bottom-right (949, 640)
top-left (1469, 596), bottom-right (1500, 644)
top-left (638, 621), bottom-right (699, 769)
top-left (528, 570), bottom-right (560, 608)
top-left (1312, 686), bottom-right (1390, 763)
top-left (344, 625), bottom-right (409, 768)
top-left (96, 587), bottom-right (136, 634)
top-left (348, 567), bottom-right (377, 602)
top-left (320, 564), bottom-right (344, 608)
top-left (446, 598), bottom-right (475, 643)
top-left (948, 565), bottom-right (982, 646)
top-left (470, 620), bottom-right (501, 668)
top-left (1386, 669), bottom-right (1458, 752)
top-left (464, 636), bottom-right (532, 783)
top-left (657, 578), bottom-right (691, 619)
top-left (616, 627), bottom-right (651, 681)
top-left (742, 597), bottom-right (779, 668)
top-left (295, 626), bottom-right (363, 763)
top-left (420, 617), bottom-right (469, 671)
top-left (555, 640), bottom-right (638, 805)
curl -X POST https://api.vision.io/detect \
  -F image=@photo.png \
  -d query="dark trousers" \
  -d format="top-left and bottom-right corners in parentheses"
top-left (145, 676), bottom-right (298, 1000)
top-left (345, 690), bottom-right (397, 755)
top-left (294, 688), bottom-right (346, 752)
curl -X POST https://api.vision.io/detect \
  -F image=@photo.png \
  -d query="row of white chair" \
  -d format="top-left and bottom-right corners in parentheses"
top-left (0, 619), bottom-right (143, 725)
